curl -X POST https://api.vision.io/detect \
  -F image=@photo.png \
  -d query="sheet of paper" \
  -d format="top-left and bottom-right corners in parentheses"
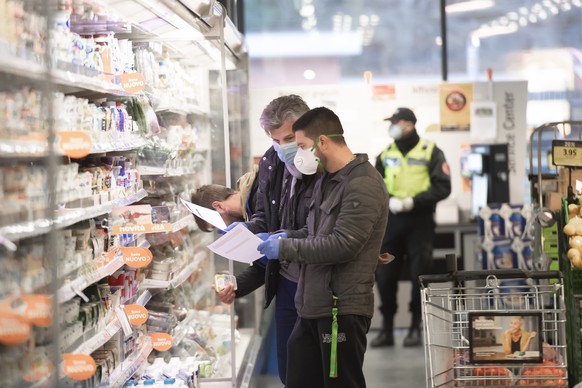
top-left (207, 224), bottom-right (263, 264)
top-left (180, 198), bottom-right (227, 230)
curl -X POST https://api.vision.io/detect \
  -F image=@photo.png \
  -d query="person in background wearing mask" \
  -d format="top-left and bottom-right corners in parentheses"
top-left (258, 107), bottom-right (388, 388)
top-left (218, 95), bottom-right (317, 385)
top-left (372, 107), bottom-right (451, 348)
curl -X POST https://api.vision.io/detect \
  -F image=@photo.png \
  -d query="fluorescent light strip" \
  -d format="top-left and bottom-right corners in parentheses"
top-left (446, 0), bottom-right (495, 13)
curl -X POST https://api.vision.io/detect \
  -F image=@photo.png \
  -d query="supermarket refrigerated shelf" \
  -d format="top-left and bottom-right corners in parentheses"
top-left (142, 251), bottom-right (206, 290)
top-left (0, 51), bottom-right (134, 97)
top-left (0, 188), bottom-right (148, 242)
top-left (0, 137), bottom-right (150, 158)
top-left (199, 329), bottom-right (259, 388)
top-left (56, 238), bottom-right (149, 304)
top-left (100, 338), bottom-right (153, 387)
top-left (172, 311), bottom-right (196, 347)
top-left (172, 214), bottom-right (196, 233)
top-left (57, 256), bottom-right (125, 303)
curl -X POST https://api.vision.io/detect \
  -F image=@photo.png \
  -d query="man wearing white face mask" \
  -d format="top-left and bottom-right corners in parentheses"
top-left (218, 95), bottom-right (320, 385)
top-left (257, 107), bottom-right (389, 388)
top-left (372, 107), bottom-right (451, 348)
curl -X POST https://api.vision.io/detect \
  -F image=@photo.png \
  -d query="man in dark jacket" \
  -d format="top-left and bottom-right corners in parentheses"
top-left (258, 107), bottom-right (389, 388)
top-left (216, 95), bottom-right (316, 385)
top-left (372, 107), bottom-right (451, 348)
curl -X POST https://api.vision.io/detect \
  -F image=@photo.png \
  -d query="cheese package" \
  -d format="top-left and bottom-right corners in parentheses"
top-left (214, 274), bottom-right (237, 292)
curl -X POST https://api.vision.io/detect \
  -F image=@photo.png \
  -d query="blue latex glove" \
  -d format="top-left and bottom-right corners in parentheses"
top-left (268, 232), bottom-right (287, 240)
top-left (217, 221), bottom-right (247, 235)
top-left (256, 232), bottom-right (269, 241)
top-left (257, 238), bottom-right (280, 260)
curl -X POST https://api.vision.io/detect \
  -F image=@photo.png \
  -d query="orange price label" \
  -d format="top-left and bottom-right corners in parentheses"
top-left (122, 247), bottom-right (153, 268)
top-left (58, 131), bottom-right (93, 159)
top-left (124, 304), bottom-right (148, 326)
top-left (149, 332), bottom-right (173, 352)
top-left (21, 295), bottom-right (52, 327)
top-left (120, 73), bottom-right (146, 93)
top-left (63, 354), bottom-right (97, 381)
top-left (111, 223), bottom-right (172, 235)
top-left (0, 313), bottom-right (31, 345)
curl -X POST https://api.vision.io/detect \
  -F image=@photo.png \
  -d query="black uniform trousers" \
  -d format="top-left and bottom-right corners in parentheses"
top-left (286, 314), bottom-right (370, 388)
top-left (375, 210), bottom-right (435, 329)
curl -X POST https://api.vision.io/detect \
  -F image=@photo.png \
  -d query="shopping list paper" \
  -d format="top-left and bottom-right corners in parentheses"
top-left (180, 198), bottom-right (227, 230)
top-left (207, 224), bottom-right (263, 264)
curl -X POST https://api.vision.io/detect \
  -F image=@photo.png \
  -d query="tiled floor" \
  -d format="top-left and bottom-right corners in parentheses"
top-left (255, 329), bottom-right (426, 388)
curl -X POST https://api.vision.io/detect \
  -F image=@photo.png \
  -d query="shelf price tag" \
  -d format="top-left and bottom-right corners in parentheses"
top-left (124, 304), bottom-right (148, 326)
top-left (21, 295), bottom-right (52, 327)
top-left (552, 140), bottom-right (582, 167)
top-left (120, 73), bottom-right (146, 93)
top-left (0, 312), bottom-right (31, 345)
top-left (63, 354), bottom-right (96, 381)
top-left (149, 332), bottom-right (173, 352)
top-left (107, 247), bottom-right (153, 268)
top-left (57, 131), bottom-right (93, 159)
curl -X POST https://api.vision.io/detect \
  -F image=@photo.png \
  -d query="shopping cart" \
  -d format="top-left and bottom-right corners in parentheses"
top-left (420, 269), bottom-right (568, 387)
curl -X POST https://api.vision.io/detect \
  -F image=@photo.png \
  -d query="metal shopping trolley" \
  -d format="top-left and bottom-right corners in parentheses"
top-left (420, 269), bottom-right (568, 387)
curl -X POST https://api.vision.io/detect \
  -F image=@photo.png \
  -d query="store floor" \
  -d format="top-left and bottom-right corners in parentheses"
top-left (255, 328), bottom-right (426, 387)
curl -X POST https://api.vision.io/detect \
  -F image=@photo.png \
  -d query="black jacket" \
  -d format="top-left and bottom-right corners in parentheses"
top-left (234, 147), bottom-right (318, 308)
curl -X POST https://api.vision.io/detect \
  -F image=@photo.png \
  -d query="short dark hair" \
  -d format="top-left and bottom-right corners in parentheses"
top-left (259, 95), bottom-right (310, 135)
top-left (191, 184), bottom-right (237, 232)
top-left (292, 107), bottom-right (346, 145)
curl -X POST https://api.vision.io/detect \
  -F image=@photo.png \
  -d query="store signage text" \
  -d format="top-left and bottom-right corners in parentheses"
top-left (111, 223), bottom-right (172, 234)
top-left (552, 140), bottom-right (582, 167)
top-left (58, 131), bottom-right (93, 159)
top-left (149, 332), bottom-right (173, 352)
top-left (120, 73), bottom-right (146, 93)
top-left (0, 313), bottom-right (31, 345)
top-left (124, 304), bottom-right (149, 326)
top-left (63, 354), bottom-right (97, 381)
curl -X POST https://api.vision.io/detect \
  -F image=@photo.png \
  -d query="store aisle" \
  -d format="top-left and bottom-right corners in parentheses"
top-left (255, 328), bottom-right (426, 387)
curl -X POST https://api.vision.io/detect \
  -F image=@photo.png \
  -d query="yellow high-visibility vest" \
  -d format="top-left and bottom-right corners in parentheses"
top-left (380, 139), bottom-right (434, 198)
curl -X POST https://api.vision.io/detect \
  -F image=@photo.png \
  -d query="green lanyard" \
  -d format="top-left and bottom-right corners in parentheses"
top-left (329, 295), bottom-right (339, 378)
top-left (310, 134), bottom-right (344, 151)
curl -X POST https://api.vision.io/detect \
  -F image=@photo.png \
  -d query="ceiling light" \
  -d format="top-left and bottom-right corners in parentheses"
top-left (445, 0), bottom-right (495, 13)
top-left (519, 16), bottom-right (528, 26)
top-left (507, 12), bottom-right (519, 20)
top-left (435, 36), bottom-right (443, 46)
top-left (303, 69), bottom-right (316, 80)
top-left (472, 24), bottom-right (518, 38)
top-left (471, 35), bottom-right (481, 47)
top-left (550, 6), bottom-right (559, 14)
top-left (539, 10), bottom-right (548, 19)
top-left (573, 0), bottom-right (582, 7)
top-left (562, 3), bottom-right (572, 11)
top-left (528, 14), bottom-right (538, 23)
top-left (300, 5), bottom-right (315, 17)
top-left (359, 15), bottom-right (369, 27)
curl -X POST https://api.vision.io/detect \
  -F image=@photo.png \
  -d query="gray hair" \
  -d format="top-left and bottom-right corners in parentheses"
top-left (259, 94), bottom-right (309, 135)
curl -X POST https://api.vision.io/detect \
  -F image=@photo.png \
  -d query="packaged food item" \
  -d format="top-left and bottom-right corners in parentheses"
top-left (214, 274), bottom-right (237, 292)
